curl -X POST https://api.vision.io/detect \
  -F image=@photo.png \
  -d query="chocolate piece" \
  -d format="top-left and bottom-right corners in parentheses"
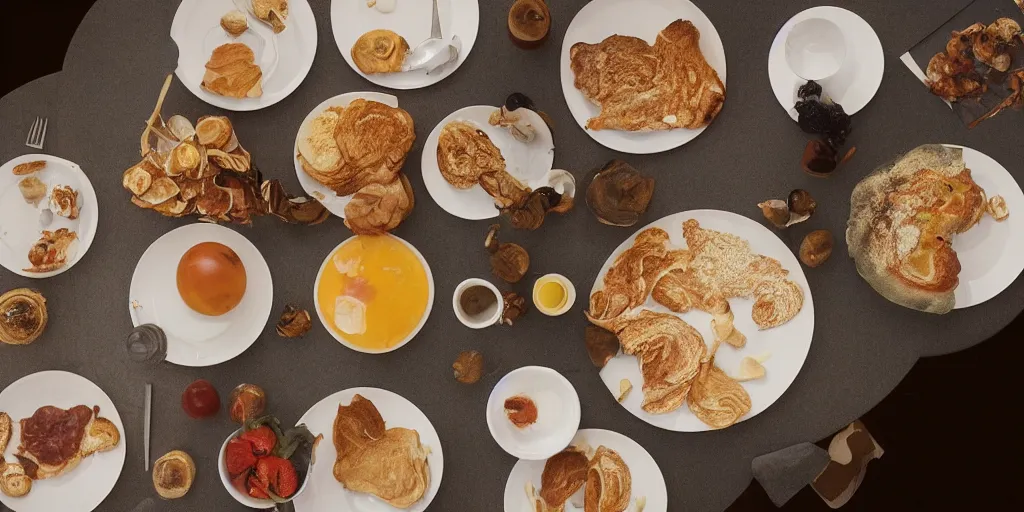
top-left (812, 420), bottom-right (884, 509)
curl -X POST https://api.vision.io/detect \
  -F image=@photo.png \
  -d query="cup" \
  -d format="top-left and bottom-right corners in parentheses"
top-left (453, 278), bottom-right (504, 329)
top-left (532, 274), bottom-right (576, 316)
top-left (785, 18), bottom-right (847, 81)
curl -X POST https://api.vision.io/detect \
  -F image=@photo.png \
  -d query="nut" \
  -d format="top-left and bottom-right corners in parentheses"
top-left (799, 230), bottom-right (834, 267)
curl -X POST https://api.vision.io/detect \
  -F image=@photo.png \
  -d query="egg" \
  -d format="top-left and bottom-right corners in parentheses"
top-left (176, 242), bottom-right (247, 316)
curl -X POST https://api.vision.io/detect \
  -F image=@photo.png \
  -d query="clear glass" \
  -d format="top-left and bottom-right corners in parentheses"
top-left (126, 324), bottom-right (167, 364)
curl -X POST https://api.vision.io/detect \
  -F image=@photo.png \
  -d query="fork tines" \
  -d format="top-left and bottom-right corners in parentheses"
top-left (25, 116), bottom-right (48, 150)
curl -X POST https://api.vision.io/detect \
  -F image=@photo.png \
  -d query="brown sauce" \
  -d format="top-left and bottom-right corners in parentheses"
top-left (459, 285), bottom-right (497, 316)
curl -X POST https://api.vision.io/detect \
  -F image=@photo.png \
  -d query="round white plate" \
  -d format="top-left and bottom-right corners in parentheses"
top-left (171, 0), bottom-right (318, 111)
top-left (331, 0), bottom-right (480, 90)
top-left (0, 154), bottom-right (98, 278)
top-left (422, 106), bottom-right (556, 220)
top-left (291, 387), bottom-right (443, 512)
top-left (293, 92), bottom-right (401, 218)
top-left (768, 6), bottom-right (884, 121)
top-left (313, 234), bottom-right (435, 354)
top-left (486, 367), bottom-right (581, 460)
top-left (0, 371), bottom-right (127, 512)
top-left (503, 428), bottom-right (667, 512)
top-left (559, 0), bottom-right (727, 154)
top-left (590, 210), bottom-right (815, 432)
top-left (128, 223), bottom-right (273, 366)
top-left (945, 145), bottom-right (1024, 309)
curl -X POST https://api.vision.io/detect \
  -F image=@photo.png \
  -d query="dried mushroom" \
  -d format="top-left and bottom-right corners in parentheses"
top-left (123, 74), bottom-right (323, 225)
top-left (758, 189), bottom-right (816, 228)
top-left (585, 325), bottom-right (620, 368)
top-left (485, 224), bottom-right (530, 283)
top-left (500, 292), bottom-right (527, 326)
top-left (0, 289), bottom-right (48, 345)
top-left (799, 230), bottom-right (834, 267)
top-left (453, 350), bottom-right (484, 384)
top-left (584, 160), bottom-right (655, 227)
top-left (276, 304), bottom-right (312, 338)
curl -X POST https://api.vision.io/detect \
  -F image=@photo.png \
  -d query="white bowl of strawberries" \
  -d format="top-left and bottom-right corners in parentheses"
top-left (218, 416), bottom-right (318, 509)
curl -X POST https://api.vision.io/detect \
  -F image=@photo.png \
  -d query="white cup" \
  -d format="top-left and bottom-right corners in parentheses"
top-left (453, 278), bottom-right (504, 329)
top-left (785, 18), bottom-right (847, 81)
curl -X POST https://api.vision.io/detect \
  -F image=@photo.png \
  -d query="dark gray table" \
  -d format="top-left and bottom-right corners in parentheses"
top-left (2, 0), bottom-right (1021, 510)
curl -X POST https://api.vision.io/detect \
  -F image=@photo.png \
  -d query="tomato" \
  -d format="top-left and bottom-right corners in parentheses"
top-left (181, 379), bottom-right (221, 418)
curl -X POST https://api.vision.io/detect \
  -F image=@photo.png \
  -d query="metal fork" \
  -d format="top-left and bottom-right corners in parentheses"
top-left (25, 116), bottom-right (47, 149)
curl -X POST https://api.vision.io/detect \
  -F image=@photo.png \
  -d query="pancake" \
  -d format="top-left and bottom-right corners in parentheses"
top-left (570, 20), bottom-right (725, 131)
top-left (616, 310), bottom-right (706, 414)
top-left (332, 394), bottom-right (429, 508)
top-left (585, 228), bottom-right (671, 332)
top-left (847, 145), bottom-right (992, 314)
top-left (343, 174), bottom-right (415, 235)
top-left (686, 358), bottom-right (752, 429)
top-left (532, 447), bottom-right (588, 511)
top-left (201, 43), bottom-right (263, 99)
top-left (584, 446), bottom-right (631, 512)
top-left (651, 219), bottom-right (804, 330)
top-left (437, 121), bottom-right (507, 189)
top-left (297, 106), bottom-right (345, 186)
top-left (333, 99), bottom-right (415, 195)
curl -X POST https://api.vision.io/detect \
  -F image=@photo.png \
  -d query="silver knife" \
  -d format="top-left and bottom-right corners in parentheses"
top-left (430, 0), bottom-right (441, 39)
top-left (144, 383), bottom-right (152, 471)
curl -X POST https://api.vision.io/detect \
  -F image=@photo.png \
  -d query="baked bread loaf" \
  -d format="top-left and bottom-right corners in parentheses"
top-left (153, 450), bottom-right (196, 499)
top-left (847, 145), bottom-right (989, 314)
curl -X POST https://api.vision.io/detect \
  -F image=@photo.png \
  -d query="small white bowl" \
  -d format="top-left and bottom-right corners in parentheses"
top-left (785, 18), bottom-right (847, 81)
top-left (217, 428), bottom-right (312, 508)
top-left (453, 278), bottom-right (504, 328)
top-left (486, 366), bottom-right (581, 460)
top-left (532, 274), bottom-right (577, 317)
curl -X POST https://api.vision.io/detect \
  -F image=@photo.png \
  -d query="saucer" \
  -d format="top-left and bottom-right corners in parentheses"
top-left (128, 223), bottom-right (273, 367)
top-left (0, 154), bottom-right (98, 278)
top-left (293, 91), bottom-right (401, 218)
top-left (486, 366), bottom-right (581, 460)
top-left (768, 6), bottom-right (884, 120)
top-left (421, 105), bottom-right (555, 220)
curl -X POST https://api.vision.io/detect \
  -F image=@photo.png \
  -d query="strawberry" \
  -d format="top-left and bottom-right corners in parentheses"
top-left (240, 425), bottom-right (277, 456)
top-left (247, 474), bottom-right (270, 500)
top-left (255, 456), bottom-right (299, 498)
top-left (224, 437), bottom-right (257, 477)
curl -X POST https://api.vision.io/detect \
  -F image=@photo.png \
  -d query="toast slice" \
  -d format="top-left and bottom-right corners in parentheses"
top-left (16, 407), bottom-right (120, 480)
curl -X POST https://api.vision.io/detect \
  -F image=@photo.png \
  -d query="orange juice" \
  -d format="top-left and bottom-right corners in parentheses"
top-left (317, 235), bottom-right (430, 350)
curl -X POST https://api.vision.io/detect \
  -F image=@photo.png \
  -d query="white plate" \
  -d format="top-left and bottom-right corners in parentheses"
top-left (945, 145), bottom-right (1024, 309)
top-left (0, 154), bottom-right (98, 278)
top-left (768, 6), bottom-right (884, 121)
top-left (0, 371), bottom-right (127, 512)
top-left (313, 234), bottom-right (435, 354)
top-left (486, 367), bottom-right (581, 460)
top-left (293, 92), bottom-right (401, 218)
top-left (590, 210), bottom-right (815, 432)
top-left (128, 223), bottom-right (273, 366)
top-left (291, 387), bottom-right (443, 512)
top-left (422, 106), bottom-right (556, 220)
top-left (331, 0), bottom-right (480, 90)
top-left (171, 0), bottom-right (318, 111)
top-left (503, 428), bottom-right (667, 512)
top-left (559, 0), bottom-right (727, 154)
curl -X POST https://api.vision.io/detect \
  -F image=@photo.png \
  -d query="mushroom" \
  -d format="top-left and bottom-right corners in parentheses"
top-left (276, 304), bottom-right (312, 338)
top-left (585, 325), bottom-right (620, 368)
top-left (485, 224), bottom-right (530, 283)
top-left (500, 292), bottom-right (528, 326)
top-left (453, 351), bottom-right (484, 384)
top-left (584, 160), bottom-right (655, 227)
top-left (800, 230), bottom-right (834, 267)
top-left (758, 189), bottom-right (816, 228)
